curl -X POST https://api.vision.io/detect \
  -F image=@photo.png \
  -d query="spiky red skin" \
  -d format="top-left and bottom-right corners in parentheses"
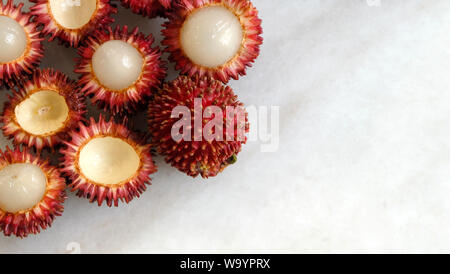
top-left (1, 69), bottom-right (86, 152)
top-left (120, 0), bottom-right (173, 18)
top-left (29, 0), bottom-right (117, 47)
top-left (148, 75), bottom-right (249, 178)
top-left (0, 0), bottom-right (44, 87)
top-left (75, 26), bottom-right (167, 114)
top-left (60, 116), bottom-right (157, 207)
top-left (0, 147), bottom-right (66, 238)
top-left (162, 0), bottom-right (263, 83)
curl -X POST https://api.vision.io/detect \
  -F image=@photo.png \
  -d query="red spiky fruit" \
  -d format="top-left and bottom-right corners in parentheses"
top-left (60, 116), bottom-right (157, 207)
top-left (0, 0), bottom-right (44, 87)
top-left (120, 0), bottom-right (173, 18)
top-left (1, 69), bottom-right (86, 151)
top-left (29, 0), bottom-right (117, 47)
top-left (75, 26), bottom-right (166, 114)
top-left (0, 147), bottom-right (66, 238)
top-left (148, 75), bottom-right (249, 178)
top-left (162, 0), bottom-right (263, 83)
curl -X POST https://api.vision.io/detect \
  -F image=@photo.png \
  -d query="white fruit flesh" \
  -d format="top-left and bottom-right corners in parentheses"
top-left (92, 40), bottom-right (144, 91)
top-left (180, 5), bottom-right (243, 68)
top-left (15, 90), bottom-right (69, 136)
top-left (0, 163), bottom-right (47, 213)
top-left (78, 137), bottom-right (140, 185)
top-left (49, 0), bottom-right (97, 30)
top-left (0, 15), bottom-right (28, 63)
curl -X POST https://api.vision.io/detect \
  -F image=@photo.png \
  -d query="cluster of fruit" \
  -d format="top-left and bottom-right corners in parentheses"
top-left (0, 0), bottom-right (262, 237)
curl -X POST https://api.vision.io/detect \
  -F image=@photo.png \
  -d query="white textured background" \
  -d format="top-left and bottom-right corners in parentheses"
top-left (1, 0), bottom-right (450, 253)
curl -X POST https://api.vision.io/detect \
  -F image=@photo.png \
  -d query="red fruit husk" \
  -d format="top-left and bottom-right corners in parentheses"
top-left (1, 69), bottom-right (86, 151)
top-left (60, 116), bottom-right (157, 207)
top-left (162, 0), bottom-right (263, 83)
top-left (75, 26), bottom-right (167, 114)
top-left (148, 75), bottom-right (249, 178)
top-left (29, 0), bottom-right (117, 47)
top-left (0, 147), bottom-right (66, 238)
top-left (120, 0), bottom-right (173, 18)
top-left (0, 0), bottom-right (44, 87)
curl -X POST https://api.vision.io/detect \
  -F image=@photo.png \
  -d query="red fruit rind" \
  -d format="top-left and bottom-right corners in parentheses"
top-left (0, 0), bottom-right (44, 86)
top-left (61, 116), bottom-right (157, 207)
top-left (120, 0), bottom-right (172, 18)
top-left (0, 147), bottom-right (66, 238)
top-left (162, 0), bottom-right (263, 83)
top-left (1, 69), bottom-right (86, 151)
top-left (148, 75), bottom-right (249, 178)
top-left (75, 26), bottom-right (166, 114)
top-left (29, 0), bottom-right (117, 47)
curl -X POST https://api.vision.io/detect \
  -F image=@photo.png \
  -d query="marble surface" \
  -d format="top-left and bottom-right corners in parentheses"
top-left (1, 0), bottom-right (450, 253)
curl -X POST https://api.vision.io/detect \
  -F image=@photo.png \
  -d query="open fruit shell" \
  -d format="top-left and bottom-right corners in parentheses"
top-left (1, 69), bottom-right (86, 151)
top-left (0, 0), bottom-right (44, 87)
top-left (75, 25), bottom-right (166, 114)
top-left (60, 116), bottom-right (157, 207)
top-left (0, 147), bottom-right (66, 238)
top-left (29, 0), bottom-right (117, 47)
top-left (162, 0), bottom-right (263, 83)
